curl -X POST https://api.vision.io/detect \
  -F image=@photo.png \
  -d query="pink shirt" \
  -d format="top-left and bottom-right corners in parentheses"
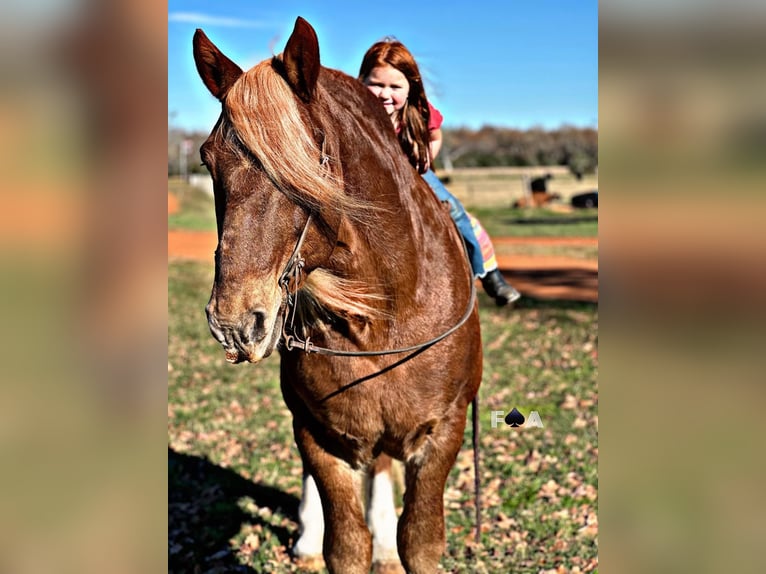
top-left (395, 101), bottom-right (444, 134)
top-left (427, 102), bottom-right (444, 132)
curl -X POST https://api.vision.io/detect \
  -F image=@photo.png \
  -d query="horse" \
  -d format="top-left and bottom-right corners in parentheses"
top-left (193, 17), bottom-right (482, 573)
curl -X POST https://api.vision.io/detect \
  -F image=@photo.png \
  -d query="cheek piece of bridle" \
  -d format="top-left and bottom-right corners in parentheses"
top-left (276, 145), bottom-right (477, 358)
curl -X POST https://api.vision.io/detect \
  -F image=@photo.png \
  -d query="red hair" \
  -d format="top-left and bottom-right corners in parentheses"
top-left (359, 40), bottom-right (431, 173)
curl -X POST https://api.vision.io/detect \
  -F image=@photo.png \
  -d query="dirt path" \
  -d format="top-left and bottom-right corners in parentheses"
top-left (169, 195), bottom-right (597, 302)
top-left (168, 193), bottom-right (179, 215)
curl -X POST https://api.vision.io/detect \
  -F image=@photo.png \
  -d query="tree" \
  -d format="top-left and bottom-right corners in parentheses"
top-left (439, 125), bottom-right (597, 170)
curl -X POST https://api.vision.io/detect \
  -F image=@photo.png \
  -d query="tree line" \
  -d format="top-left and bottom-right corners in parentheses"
top-left (169, 125), bottom-right (597, 178)
top-left (438, 125), bottom-right (597, 178)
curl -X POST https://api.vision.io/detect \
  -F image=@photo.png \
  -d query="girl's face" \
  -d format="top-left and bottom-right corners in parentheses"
top-left (363, 65), bottom-right (410, 119)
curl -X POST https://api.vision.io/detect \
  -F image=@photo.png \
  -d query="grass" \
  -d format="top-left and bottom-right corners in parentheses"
top-left (493, 242), bottom-right (598, 261)
top-left (468, 206), bottom-right (598, 239)
top-left (167, 166), bottom-right (598, 571)
top-left (168, 178), bottom-right (217, 232)
top-left (168, 261), bottom-right (598, 573)
top-left (441, 168), bottom-right (599, 241)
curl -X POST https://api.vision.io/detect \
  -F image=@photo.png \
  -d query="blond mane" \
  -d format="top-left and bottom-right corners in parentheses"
top-left (224, 58), bottom-right (370, 218)
top-left (224, 58), bottom-right (390, 324)
top-left (295, 269), bottom-right (392, 333)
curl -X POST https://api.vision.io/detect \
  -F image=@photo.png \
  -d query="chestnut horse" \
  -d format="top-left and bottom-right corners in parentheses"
top-left (193, 18), bottom-right (482, 573)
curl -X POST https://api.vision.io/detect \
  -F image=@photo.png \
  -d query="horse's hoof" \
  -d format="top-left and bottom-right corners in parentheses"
top-left (372, 561), bottom-right (406, 574)
top-left (293, 554), bottom-right (325, 572)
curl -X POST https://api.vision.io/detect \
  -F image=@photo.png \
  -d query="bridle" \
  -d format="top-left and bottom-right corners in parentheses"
top-left (273, 133), bottom-right (476, 357)
top-left (277, 210), bottom-right (477, 357)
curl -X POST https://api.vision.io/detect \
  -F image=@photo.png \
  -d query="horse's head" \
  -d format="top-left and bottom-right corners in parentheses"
top-left (193, 18), bottom-right (348, 363)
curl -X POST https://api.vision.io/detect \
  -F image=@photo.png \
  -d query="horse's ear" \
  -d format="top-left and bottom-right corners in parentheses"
top-left (193, 29), bottom-right (243, 101)
top-left (282, 17), bottom-right (320, 103)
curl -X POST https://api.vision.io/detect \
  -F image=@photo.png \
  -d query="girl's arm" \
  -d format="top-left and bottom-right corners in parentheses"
top-left (428, 128), bottom-right (443, 163)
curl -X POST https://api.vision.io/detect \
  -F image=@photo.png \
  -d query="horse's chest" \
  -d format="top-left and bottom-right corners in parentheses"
top-left (284, 357), bottom-right (450, 462)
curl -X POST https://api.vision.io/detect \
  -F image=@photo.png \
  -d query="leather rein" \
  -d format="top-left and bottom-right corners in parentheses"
top-left (277, 211), bottom-right (477, 357)
top-left (275, 138), bottom-right (475, 357)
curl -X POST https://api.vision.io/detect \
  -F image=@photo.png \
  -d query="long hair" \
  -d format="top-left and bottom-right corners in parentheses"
top-left (223, 59), bottom-right (352, 216)
top-left (359, 40), bottom-right (431, 173)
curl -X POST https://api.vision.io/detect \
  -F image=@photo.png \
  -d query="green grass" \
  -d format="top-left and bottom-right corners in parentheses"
top-left (468, 206), bottom-right (598, 239)
top-left (169, 261), bottom-right (598, 573)
top-left (168, 178), bottom-right (217, 232)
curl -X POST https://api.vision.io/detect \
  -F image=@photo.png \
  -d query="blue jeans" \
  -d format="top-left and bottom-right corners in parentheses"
top-left (421, 170), bottom-right (485, 277)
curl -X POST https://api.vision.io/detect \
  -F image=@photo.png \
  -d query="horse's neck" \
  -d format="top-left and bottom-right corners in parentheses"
top-left (320, 82), bottom-right (458, 310)
top-left (331, 171), bottom-right (452, 315)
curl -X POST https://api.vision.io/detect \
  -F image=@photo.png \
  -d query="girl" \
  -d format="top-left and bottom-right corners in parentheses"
top-left (359, 39), bottom-right (521, 306)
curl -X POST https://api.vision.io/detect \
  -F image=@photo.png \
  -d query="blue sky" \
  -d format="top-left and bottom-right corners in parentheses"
top-left (168, 1), bottom-right (597, 133)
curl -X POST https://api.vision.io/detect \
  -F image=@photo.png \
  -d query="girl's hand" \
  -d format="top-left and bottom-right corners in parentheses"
top-left (429, 128), bottom-right (443, 161)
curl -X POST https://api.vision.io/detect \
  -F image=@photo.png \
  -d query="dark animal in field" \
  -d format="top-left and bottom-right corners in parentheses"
top-left (529, 173), bottom-right (553, 192)
top-left (571, 191), bottom-right (598, 209)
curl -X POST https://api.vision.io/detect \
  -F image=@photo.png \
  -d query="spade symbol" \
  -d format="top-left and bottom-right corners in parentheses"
top-left (505, 408), bottom-right (525, 427)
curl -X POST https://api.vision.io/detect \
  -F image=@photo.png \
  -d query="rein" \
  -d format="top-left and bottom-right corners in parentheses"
top-left (278, 212), bottom-right (477, 358)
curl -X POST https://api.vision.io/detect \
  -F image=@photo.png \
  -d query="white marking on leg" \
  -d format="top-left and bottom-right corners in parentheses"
top-left (293, 473), bottom-right (325, 557)
top-left (367, 469), bottom-right (400, 563)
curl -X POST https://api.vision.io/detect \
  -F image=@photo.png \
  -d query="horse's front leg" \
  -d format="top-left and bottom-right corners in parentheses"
top-left (367, 454), bottom-right (404, 573)
top-left (294, 455), bottom-right (403, 573)
top-left (398, 413), bottom-right (467, 573)
top-left (294, 423), bottom-right (372, 574)
top-left (292, 470), bottom-right (325, 565)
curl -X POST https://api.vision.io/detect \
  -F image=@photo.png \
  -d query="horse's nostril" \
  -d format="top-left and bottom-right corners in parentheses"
top-left (241, 309), bottom-right (267, 344)
top-left (206, 303), bottom-right (270, 352)
top-left (251, 310), bottom-right (267, 342)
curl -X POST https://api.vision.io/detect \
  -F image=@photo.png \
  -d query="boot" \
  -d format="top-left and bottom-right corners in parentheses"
top-left (481, 269), bottom-right (521, 307)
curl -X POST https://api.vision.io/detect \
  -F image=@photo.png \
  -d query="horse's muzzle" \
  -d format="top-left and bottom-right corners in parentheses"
top-left (206, 303), bottom-right (281, 363)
